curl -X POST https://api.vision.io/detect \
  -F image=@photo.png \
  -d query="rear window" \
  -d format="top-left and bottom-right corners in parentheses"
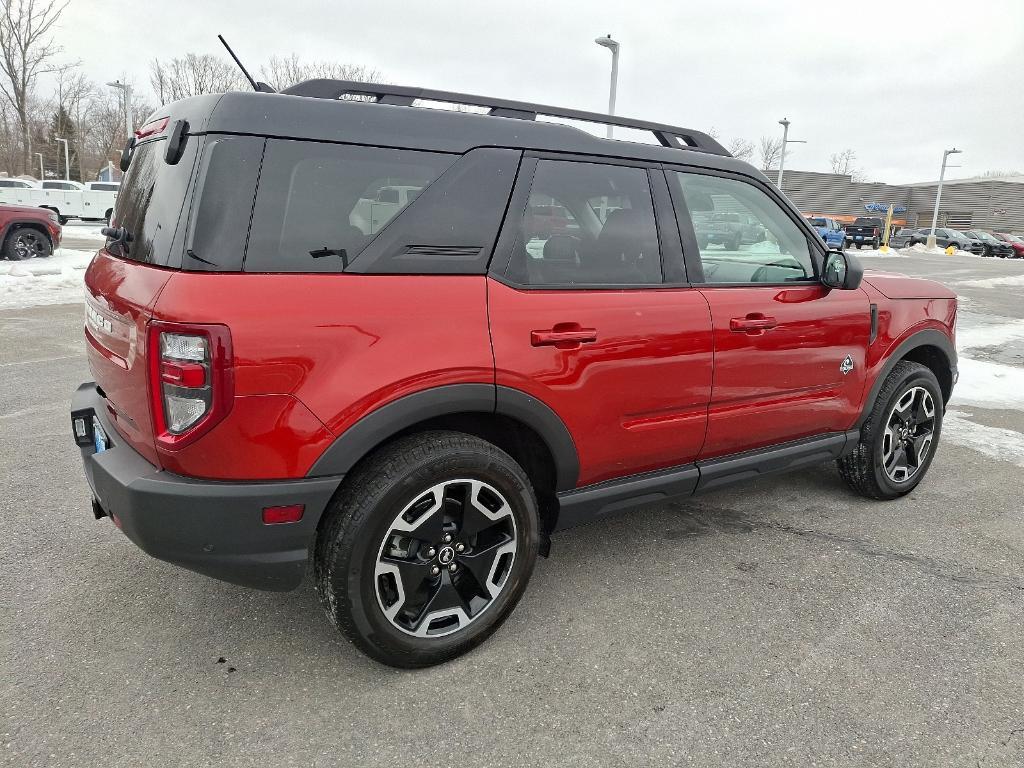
top-left (90, 183), bottom-right (119, 192)
top-left (244, 140), bottom-right (456, 273)
top-left (111, 138), bottom-right (200, 265)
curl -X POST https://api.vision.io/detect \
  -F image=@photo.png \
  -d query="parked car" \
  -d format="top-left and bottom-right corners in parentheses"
top-left (72, 80), bottom-right (958, 668)
top-left (693, 211), bottom-right (760, 250)
top-left (0, 203), bottom-right (61, 260)
top-left (950, 230), bottom-right (986, 256)
top-left (963, 229), bottom-right (1013, 257)
top-left (889, 228), bottom-right (924, 248)
top-left (845, 217), bottom-right (884, 249)
top-left (917, 228), bottom-right (973, 251)
top-left (806, 216), bottom-right (846, 250)
top-left (992, 232), bottom-right (1024, 258)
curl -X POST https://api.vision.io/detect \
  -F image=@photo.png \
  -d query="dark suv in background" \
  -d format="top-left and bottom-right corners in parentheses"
top-left (963, 230), bottom-right (1013, 257)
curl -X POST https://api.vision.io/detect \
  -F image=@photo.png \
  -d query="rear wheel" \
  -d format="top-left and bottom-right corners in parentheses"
top-left (3, 227), bottom-right (51, 260)
top-left (315, 431), bottom-right (539, 668)
top-left (838, 361), bottom-right (943, 500)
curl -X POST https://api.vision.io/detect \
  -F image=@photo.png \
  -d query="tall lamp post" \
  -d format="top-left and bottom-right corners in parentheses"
top-left (55, 138), bottom-right (70, 181)
top-left (594, 35), bottom-right (620, 139)
top-left (776, 117), bottom-right (806, 192)
top-left (106, 80), bottom-right (134, 139)
top-left (34, 152), bottom-right (44, 180)
top-left (926, 148), bottom-right (962, 249)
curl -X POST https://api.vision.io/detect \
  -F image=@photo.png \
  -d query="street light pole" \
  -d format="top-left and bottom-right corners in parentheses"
top-left (55, 138), bottom-right (70, 181)
top-left (594, 35), bottom-right (620, 139)
top-left (106, 80), bottom-right (134, 139)
top-left (776, 117), bottom-right (806, 192)
top-left (926, 147), bottom-right (962, 249)
top-left (34, 152), bottom-right (44, 180)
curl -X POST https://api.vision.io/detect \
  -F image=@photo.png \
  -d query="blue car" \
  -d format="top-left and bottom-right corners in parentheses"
top-left (806, 216), bottom-right (846, 251)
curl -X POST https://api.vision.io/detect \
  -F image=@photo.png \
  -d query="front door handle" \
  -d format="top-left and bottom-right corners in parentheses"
top-left (729, 314), bottom-right (778, 334)
top-left (531, 323), bottom-right (598, 348)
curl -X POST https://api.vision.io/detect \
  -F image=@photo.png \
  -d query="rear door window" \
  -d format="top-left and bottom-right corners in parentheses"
top-left (504, 159), bottom-right (662, 286)
top-left (244, 140), bottom-right (456, 273)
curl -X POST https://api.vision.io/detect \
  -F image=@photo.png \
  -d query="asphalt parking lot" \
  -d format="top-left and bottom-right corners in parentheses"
top-left (2, 241), bottom-right (1023, 767)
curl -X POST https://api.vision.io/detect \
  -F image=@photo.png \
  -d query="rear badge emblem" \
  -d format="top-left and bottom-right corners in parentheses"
top-left (840, 355), bottom-right (855, 375)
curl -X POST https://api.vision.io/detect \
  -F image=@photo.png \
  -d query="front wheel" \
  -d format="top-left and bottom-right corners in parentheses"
top-left (3, 227), bottom-right (51, 260)
top-left (315, 431), bottom-right (539, 668)
top-left (838, 361), bottom-right (943, 500)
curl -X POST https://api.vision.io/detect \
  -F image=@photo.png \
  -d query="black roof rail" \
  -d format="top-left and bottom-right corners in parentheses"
top-left (279, 79), bottom-right (731, 156)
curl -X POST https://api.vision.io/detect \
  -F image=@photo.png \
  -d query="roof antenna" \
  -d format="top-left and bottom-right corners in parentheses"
top-left (218, 35), bottom-right (275, 93)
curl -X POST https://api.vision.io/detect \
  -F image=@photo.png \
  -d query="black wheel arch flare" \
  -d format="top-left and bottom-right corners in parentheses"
top-left (306, 384), bottom-right (580, 493)
top-left (858, 329), bottom-right (957, 428)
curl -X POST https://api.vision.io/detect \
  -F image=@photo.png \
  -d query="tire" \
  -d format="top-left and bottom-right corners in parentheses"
top-left (855, 243), bottom-right (862, 249)
top-left (315, 430), bottom-right (539, 668)
top-left (872, 238), bottom-right (880, 249)
top-left (3, 227), bottom-right (51, 260)
top-left (837, 361), bottom-right (943, 500)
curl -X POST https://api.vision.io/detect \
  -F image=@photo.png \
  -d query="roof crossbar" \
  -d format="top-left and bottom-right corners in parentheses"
top-left (279, 79), bottom-right (731, 156)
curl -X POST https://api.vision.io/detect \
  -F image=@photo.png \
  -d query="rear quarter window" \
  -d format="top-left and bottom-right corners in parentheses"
top-left (244, 140), bottom-right (456, 273)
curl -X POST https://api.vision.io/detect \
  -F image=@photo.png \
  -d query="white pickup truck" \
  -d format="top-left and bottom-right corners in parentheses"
top-left (0, 179), bottom-right (119, 223)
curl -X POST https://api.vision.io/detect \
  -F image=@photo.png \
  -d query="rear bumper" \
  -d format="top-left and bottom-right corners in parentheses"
top-left (72, 382), bottom-right (343, 591)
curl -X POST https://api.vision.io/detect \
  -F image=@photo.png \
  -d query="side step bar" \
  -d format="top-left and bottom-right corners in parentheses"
top-left (553, 430), bottom-right (859, 532)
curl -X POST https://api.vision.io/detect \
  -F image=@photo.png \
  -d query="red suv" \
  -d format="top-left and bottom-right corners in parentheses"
top-left (72, 81), bottom-right (957, 667)
top-left (0, 203), bottom-right (61, 259)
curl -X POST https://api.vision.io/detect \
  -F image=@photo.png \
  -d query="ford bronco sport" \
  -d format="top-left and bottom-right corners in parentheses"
top-left (72, 80), bottom-right (957, 668)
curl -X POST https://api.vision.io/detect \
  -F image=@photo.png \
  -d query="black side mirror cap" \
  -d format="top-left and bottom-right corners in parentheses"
top-left (821, 250), bottom-right (863, 290)
top-left (164, 120), bottom-right (189, 165)
top-left (119, 136), bottom-right (136, 172)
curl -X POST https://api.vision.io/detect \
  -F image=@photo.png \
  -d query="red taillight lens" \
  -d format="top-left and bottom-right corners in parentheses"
top-left (148, 322), bottom-right (233, 449)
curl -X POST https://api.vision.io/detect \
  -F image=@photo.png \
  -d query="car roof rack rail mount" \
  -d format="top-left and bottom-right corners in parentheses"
top-left (279, 79), bottom-right (730, 156)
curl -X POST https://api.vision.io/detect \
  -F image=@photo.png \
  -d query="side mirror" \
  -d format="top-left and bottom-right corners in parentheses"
top-left (119, 136), bottom-right (136, 172)
top-left (822, 250), bottom-right (863, 290)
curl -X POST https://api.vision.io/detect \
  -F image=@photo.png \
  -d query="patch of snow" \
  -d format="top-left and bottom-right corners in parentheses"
top-left (943, 410), bottom-right (1024, 468)
top-left (956, 316), bottom-right (1024, 353)
top-left (957, 274), bottom-right (1024, 290)
top-left (950, 357), bottom-right (1024, 411)
top-left (747, 241), bottom-right (781, 254)
top-left (0, 247), bottom-right (94, 309)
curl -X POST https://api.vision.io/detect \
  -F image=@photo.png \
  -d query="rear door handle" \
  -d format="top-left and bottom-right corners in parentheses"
top-left (531, 324), bottom-right (598, 348)
top-left (729, 314), bottom-right (778, 334)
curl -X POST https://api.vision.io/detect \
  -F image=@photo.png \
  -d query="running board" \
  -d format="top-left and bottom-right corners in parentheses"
top-left (553, 430), bottom-right (859, 532)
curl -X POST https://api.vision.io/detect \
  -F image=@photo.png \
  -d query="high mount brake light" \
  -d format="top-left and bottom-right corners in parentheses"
top-left (147, 322), bottom-right (233, 449)
top-left (135, 117), bottom-right (170, 140)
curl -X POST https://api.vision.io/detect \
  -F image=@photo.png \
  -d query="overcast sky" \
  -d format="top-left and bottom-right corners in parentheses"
top-left (53, 0), bottom-right (1024, 183)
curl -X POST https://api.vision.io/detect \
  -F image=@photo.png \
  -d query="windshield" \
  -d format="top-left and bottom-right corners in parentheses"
top-left (807, 218), bottom-right (826, 227)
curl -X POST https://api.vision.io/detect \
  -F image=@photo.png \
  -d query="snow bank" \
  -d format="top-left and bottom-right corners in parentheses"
top-left (0, 248), bottom-right (94, 309)
top-left (957, 273), bottom-right (1024, 290)
top-left (850, 246), bottom-right (909, 259)
top-left (903, 243), bottom-right (976, 257)
top-left (956, 316), bottom-right (1024, 352)
top-left (64, 225), bottom-right (108, 244)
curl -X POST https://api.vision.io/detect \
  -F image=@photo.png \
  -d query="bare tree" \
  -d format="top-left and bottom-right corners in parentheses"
top-left (728, 137), bottom-right (754, 162)
top-left (150, 53), bottom-right (247, 104)
top-left (0, 0), bottom-right (68, 173)
top-left (758, 135), bottom-right (783, 170)
top-left (259, 54), bottom-right (385, 91)
top-left (829, 148), bottom-right (856, 175)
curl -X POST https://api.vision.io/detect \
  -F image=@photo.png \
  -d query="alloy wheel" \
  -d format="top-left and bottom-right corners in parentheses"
top-left (881, 386), bottom-right (936, 483)
top-left (374, 479), bottom-right (518, 638)
top-left (13, 231), bottom-right (45, 259)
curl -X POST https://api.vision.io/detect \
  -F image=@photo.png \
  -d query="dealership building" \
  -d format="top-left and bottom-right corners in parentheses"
top-left (763, 169), bottom-right (1024, 234)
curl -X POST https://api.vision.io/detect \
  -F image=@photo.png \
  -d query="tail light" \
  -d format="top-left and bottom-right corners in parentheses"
top-left (148, 321), bottom-right (233, 449)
